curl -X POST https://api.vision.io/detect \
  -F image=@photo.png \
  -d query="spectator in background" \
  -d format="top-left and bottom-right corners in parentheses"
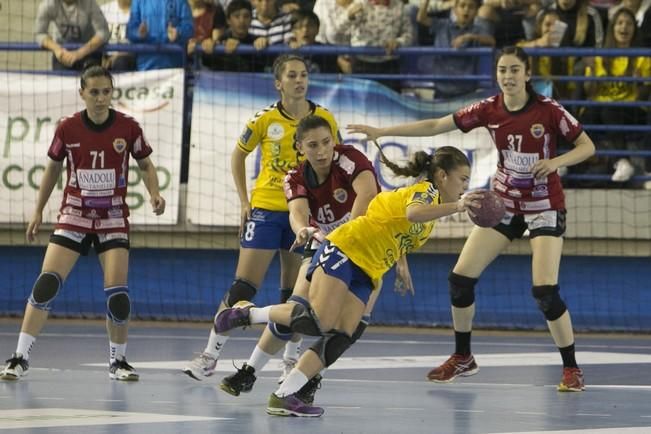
top-left (35, 0), bottom-right (109, 70)
top-left (417, 0), bottom-right (495, 98)
top-left (250, 0), bottom-right (294, 49)
top-left (249, 0), bottom-right (294, 71)
top-left (608, 0), bottom-right (651, 47)
top-left (126, 0), bottom-right (193, 70)
top-left (346, 0), bottom-right (414, 91)
top-left (476, 0), bottom-right (541, 46)
top-left (213, 0), bottom-right (260, 71)
top-left (288, 10), bottom-right (338, 73)
top-left (313, 0), bottom-right (354, 73)
top-left (101, 0), bottom-right (136, 71)
top-left (187, 0), bottom-right (226, 67)
top-left (580, 7), bottom-right (651, 184)
top-left (517, 9), bottom-right (567, 96)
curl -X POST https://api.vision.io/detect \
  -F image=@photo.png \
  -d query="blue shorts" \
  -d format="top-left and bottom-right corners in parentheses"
top-left (240, 208), bottom-right (298, 251)
top-left (306, 241), bottom-right (373, 304)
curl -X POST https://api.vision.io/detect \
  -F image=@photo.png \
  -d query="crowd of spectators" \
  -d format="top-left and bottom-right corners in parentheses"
top-left (33, 0), bottom-right (651, 188)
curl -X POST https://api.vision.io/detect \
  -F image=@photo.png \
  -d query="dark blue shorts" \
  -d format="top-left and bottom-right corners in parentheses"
top-left (306, 241), bottom-right (373, 304)
top-left (240, 208), bottom-right (298, 251)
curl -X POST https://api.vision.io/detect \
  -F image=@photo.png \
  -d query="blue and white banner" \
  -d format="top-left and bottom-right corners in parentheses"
top-left (0, 69), bottom-right (183, 225)
top-left (188, 72), bottom-right (497, 235)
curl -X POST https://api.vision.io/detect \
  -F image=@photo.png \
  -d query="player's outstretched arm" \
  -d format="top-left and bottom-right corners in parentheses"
top-left (27, 159), bottom-right (63, 242)
top-left (137, 157), bottom-right (166, 215)
top-left (346, 114), bottom-right (457, 141)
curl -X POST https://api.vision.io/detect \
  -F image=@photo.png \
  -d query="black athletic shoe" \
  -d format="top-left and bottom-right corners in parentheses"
top-left (220, 363), bottom-right (256, 396)
top-left (294, 374), bottom-right (322, 405)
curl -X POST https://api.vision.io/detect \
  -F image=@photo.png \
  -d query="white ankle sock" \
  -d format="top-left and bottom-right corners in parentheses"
top-left (16, 332), bottom-right (36, 360)
top-left (110, 342), bottom-right (127, 364)
top-left (283, 338), bottom-right (302, 361)
top-left (247, 345), bottom-right (273, 372)
top-left (204, 328), bottom-right (229, 358)
top-left (275, 369), bottom-right (308, 397)
top-left (249, 306), bottom-right (272, 324)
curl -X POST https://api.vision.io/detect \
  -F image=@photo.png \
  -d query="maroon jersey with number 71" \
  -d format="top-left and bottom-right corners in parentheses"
top-left (47, 109), bottom-right (153, 233)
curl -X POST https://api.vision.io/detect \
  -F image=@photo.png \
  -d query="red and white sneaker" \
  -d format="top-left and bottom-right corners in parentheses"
top-left (427, 353), bottom-right (479, 383)
top-left (557, 367), bottom-right (585, 392)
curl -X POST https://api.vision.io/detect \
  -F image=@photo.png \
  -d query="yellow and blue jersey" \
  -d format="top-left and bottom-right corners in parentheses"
top-left (237, 100), bottom-right (340, 212)
top-left (327, 181), bottom-right (439, 282)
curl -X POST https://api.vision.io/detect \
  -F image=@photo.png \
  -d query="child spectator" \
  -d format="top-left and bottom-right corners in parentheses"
top-left (288, 10), bottom-right (339, 72)
top-left (187, 0), bottom-right (226, 68)
top-left (213, 0), bottom-right (260, 71)
top-left (417, 0), bottom-right (495, 97)
top-left (101, 0), bottom-right (135, 71)
top-left (35, 0), bottom-right (109, 70)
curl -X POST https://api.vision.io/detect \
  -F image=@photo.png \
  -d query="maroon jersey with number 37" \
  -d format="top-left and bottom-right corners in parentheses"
top-left (284, 145), bottom-right (379, 234)
top-left (454, 93), bottom-right (583, 213)
top-left (47, 109), bottom-right (153, 233)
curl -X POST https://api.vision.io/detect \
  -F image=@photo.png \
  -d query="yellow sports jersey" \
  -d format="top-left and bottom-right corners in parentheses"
top-left (237, 101), bottom-right (340, 211)
top-left (327, 181), bottom-right (439, 282)
top-left (591, 56), bottom-right (651, 102)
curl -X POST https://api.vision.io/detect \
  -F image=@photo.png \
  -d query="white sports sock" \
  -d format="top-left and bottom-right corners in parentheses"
top-left (247, 345), bottom-right (273, 372)
top-left (16, 332), bottom-right (36, 360)
top-left (204, 328), bottom-right (229, 358)
top-left (110, 342), bottom-right (127, 364)
top-left (282, 338), bottom-right (302, 361)
top-left (249, 306), bottom-right (272, 324)
top-left (275, 369), bottom-right (308, 397)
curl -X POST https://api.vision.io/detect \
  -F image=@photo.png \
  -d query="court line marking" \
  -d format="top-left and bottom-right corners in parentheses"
top-left (82, 352), bottom-right (651, 372)
top-left (3, 332), bottom-right (651, 350)
top-left (0, 408), bottom-right (230, 430)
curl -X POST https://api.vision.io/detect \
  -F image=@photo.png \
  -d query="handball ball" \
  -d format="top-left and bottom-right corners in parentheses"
top-left (469, 190), bottom-right (506, 227)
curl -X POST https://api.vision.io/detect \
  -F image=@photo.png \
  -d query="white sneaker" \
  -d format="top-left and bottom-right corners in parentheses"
top-left (0, 353), bottom-right (29, 381)
top-left (277, 357), bottom-right (297, 384)
top-left (109, 356), bottom-right (139, 381)
top-left (612, 158), bottom-right (634, 182)
top-left (183, 352), bottom-right (217, 381)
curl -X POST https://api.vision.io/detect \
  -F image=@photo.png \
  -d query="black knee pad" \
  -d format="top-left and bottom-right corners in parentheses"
top-left (532, 285), bottom-right (567, 321)
top-left (448, 272), bottom-right (477, 308)
top-left (105, 287), bottom-right (131, 324)
top-left (28, 272), bottom-right (63, 311)
top-left (351, 314), bottom-right (370, 343)
top-left (310, 330), bottom-right (352, 367)
top-left (223, 279), bottom-right (257, 308)
top-left (289, 303), bottom-right (322, 336)
top-left (272, 295), bottom-right (310, 338)
top-left (279, 287), bottom-right (293, 303)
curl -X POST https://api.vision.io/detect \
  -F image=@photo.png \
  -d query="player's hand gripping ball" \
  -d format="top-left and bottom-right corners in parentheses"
top-left (469, 190), bottom-right (506, 227)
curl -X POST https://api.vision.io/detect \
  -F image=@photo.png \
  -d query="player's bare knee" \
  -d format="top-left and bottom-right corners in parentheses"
top-left (309, 330), bottom-right (352, 367)
top-left (223, 279), bottom-right (257, 308)
top-left (532, 285), bottom-right (566, 321)
top-left (105, 286), bottom-right (130, 324)
top-left (28, 272), bottom-right (63, 311)
top-left (289, 303), bottom-right (322, 336)
top-left (449, 272), bottom-right (477, 308)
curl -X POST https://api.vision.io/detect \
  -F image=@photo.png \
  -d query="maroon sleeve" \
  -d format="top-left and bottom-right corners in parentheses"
top-left (47, 122), bottom-right (67, 161)
top-left (549, 99), bottom-right (584, 143)
top-left (283, 167), bottom-right (308, 202)
top-left (130, 121), bottom-right (153, 160)
top-left (453, 99), bottom-right (489, 133)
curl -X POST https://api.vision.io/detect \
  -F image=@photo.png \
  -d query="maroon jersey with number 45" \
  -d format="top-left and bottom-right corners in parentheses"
top-left (284, 145), bottom-right (379, 234)
top-left (47, 109), bottom-right (153, 233)
top-left (453, 93), bottom-right (583, 213)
